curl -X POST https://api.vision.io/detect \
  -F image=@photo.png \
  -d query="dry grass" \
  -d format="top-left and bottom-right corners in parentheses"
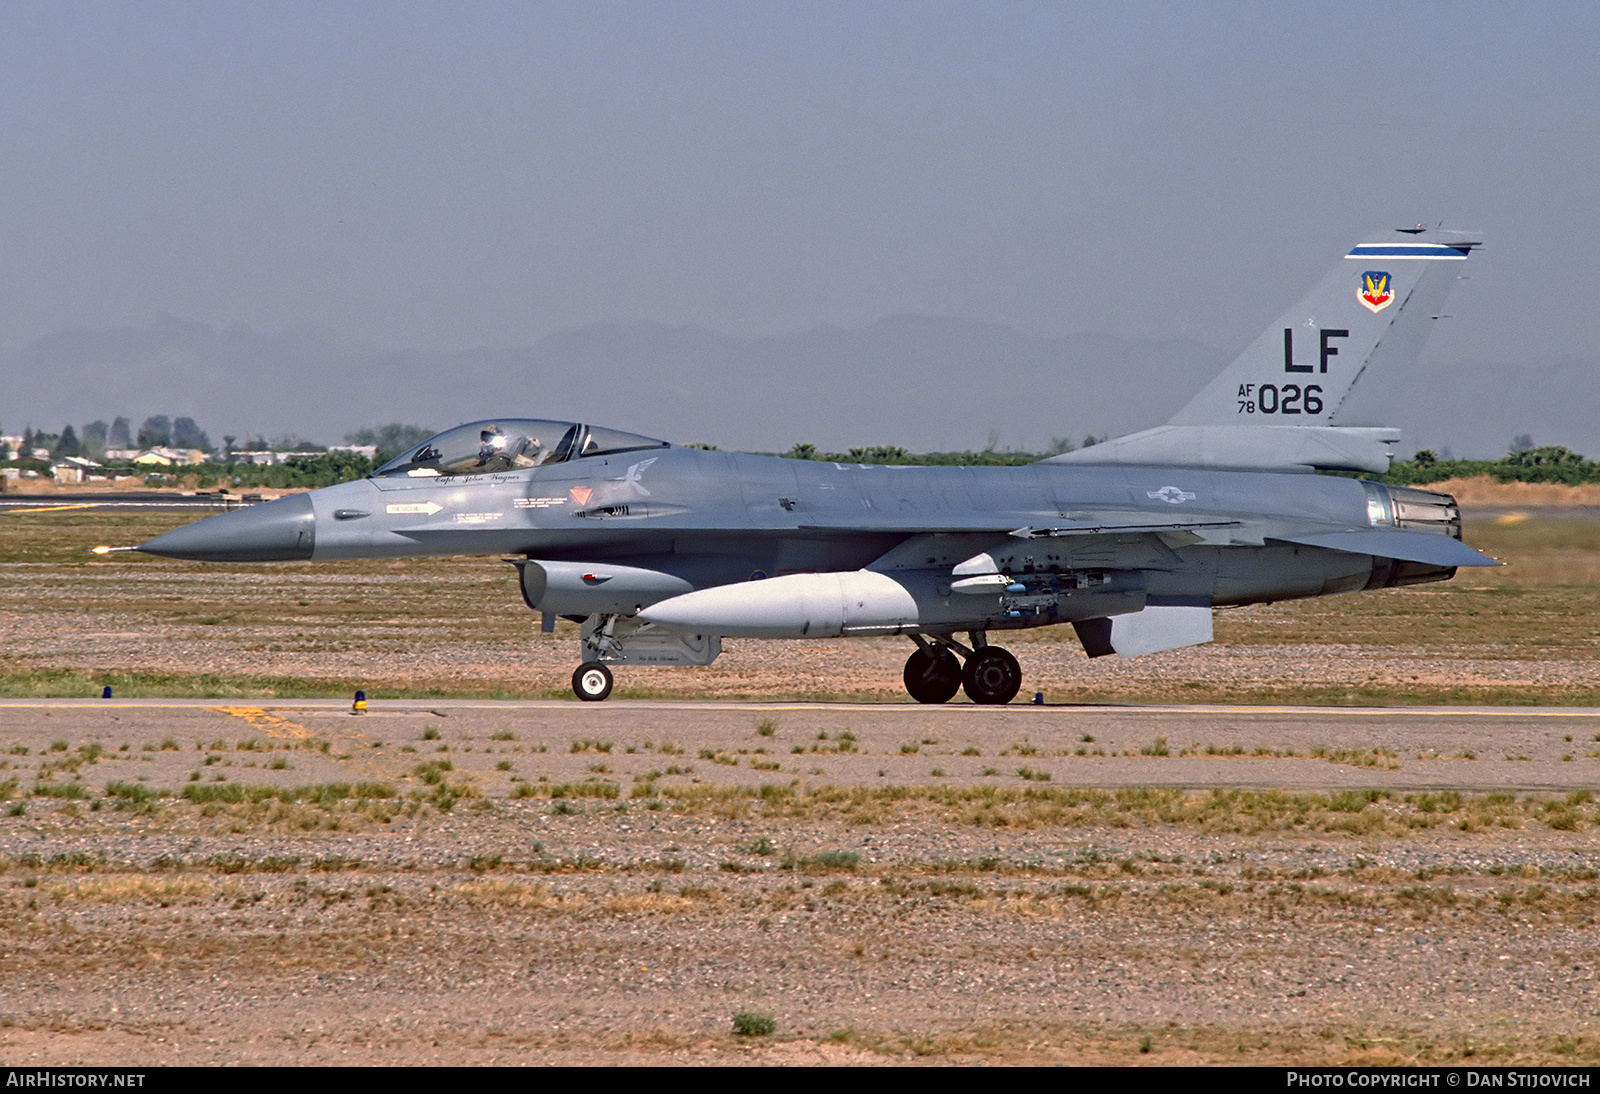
top-left (8, 820), bottom-right (1596, 930)
top-left (800, 1022), bottom-right (1600, 1065)
top-left (639, 783), bottom-right (1597, 835)
top-left (1426, 475), bottom-right (1600, 508)
top-left (3, 779), bottom-right (1594, 1066)
top-left (449, 879), bottom-right (576, 909)
top-left (49, 876), bottom-right (210, 902)
top-left (602, 890), bottom-right (707, 915)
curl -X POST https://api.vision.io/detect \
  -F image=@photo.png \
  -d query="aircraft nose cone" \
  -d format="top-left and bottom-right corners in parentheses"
top-left (136, 493), bottom-right (316, 561)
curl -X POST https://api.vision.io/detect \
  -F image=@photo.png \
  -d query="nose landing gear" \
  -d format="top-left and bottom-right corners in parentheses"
top-left (573, 661), bottom-right (614, 702)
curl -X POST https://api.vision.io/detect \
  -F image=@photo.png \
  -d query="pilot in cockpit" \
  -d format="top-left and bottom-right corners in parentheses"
top-left (375, 418), bottom-right (661, 478)
top-left (477, 424), bottom-right (542, 471)
top-left (478, 425), bottom-right (510, 465)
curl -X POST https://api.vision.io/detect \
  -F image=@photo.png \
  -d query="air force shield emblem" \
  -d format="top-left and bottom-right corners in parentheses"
top-left (1358, 270), bottom-right (1394, 313)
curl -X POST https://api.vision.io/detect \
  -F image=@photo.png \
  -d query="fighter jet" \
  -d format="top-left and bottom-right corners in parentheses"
top-left (136, 226), bottom-right (1494, 703)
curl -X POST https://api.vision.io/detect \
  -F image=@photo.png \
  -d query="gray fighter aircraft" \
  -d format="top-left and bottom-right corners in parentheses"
top-left (136, 226), bottom-right (1494, 703)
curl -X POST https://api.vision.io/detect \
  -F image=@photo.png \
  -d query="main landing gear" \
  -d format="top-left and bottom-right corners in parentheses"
top-left (903, 646), bottom-right (962, 704)
top-left (903, 634), bottom-right (1022, 705)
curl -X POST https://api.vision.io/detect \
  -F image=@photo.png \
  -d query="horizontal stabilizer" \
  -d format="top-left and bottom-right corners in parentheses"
top-left (1073, 605), bottom-right (1214, 659)
top-left (1043, 425), bottom-right (1401, 473)
top-left (1273, 529), bottom-right (1496, 567)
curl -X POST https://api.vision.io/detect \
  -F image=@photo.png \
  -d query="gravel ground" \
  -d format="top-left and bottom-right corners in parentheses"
top-left (2, 502), bottom-right (1597, 1064)
top-left (2, 802), bottom-right (1598, 1066)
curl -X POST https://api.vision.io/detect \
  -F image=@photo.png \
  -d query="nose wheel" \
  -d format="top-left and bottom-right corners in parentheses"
top-left (962, 646), bottom-right (1022, 705)
top-left (573, 661), bottom-right (614, 702)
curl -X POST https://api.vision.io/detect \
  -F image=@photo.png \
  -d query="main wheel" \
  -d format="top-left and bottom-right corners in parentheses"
top-left (962, 646), bottom-right (1021, 705)
top-left (572, 661), bottom-right (614, 702)
top-left (903, 647), bottom-right (962, 704)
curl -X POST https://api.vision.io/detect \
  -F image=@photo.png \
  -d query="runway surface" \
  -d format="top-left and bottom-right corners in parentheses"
top-left (0, 492), bottom-right (251, 515)
top-left (4, 698), bottom-right (1596, 794)
top-left (0, 491), bottom-right (246, 512)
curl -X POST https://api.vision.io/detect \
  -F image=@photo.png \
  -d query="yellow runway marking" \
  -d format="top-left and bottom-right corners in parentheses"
top-left (211, 706), bottom-right (312, 738)
top-left (1127, 706), bottom-right (1600, 719)
top-left (5, 503), bottom-right (99, 514)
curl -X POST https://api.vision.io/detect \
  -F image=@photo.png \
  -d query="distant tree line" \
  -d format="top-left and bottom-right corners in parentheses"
top-left (342, 423), bottom-right (434, 463)
top-left (9, 412), bottom-right (1599, 490)
top-left (771, 432), bottom-right (1600, 486)
top-left (1380, 444), bottom-right (1600, 487)
top-left (1, 418), bottom-right (438, 490)
top-left (197, 452), bottom-right (380, 491)
top-left (3, 416), bottom-right (436, 461)
top-left (775, 434), bottom-right (1105, 467)
top-left (773, 434), bottom-right (1600, 486)
top-left (5, 415), bottom-right (213, 462)
top-left (188, 437), bottom-right (1597, 491)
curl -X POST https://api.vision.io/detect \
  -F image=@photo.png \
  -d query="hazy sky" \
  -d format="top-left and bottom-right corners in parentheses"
top-left (4, 2), bottom-right (1597, 371)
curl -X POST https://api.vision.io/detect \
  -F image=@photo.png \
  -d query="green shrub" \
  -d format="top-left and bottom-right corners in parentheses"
top-left (732, 1011), bottom-right (776, 1037)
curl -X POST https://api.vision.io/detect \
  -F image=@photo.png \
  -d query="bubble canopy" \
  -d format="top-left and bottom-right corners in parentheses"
top-left (372, 420), bottom-right (669, 478)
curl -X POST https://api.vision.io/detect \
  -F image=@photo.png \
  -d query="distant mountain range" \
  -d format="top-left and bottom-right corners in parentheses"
top-left (3, 315), bottom-right (1593, 459)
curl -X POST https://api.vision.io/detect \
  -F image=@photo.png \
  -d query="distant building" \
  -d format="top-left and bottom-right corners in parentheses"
top-left (230, 449), bottom-right (334, 465)
top-left (132, 447), bottom-right (207, 466)
top-left (52, 456), bottom-right (105, 483)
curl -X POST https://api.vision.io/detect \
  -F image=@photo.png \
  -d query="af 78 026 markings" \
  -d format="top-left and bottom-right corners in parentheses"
top-left (1237, 382), bottom-right (1325, 416)
top-left (134, 226), bottom-right (1493, 703)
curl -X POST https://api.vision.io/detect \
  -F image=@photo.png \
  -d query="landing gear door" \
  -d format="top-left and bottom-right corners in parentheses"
top-left (580, 615), bottom-right (722, 666)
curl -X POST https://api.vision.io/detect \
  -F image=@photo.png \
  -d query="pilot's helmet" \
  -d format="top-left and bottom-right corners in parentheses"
top-left (480, 425), bottom-right (508, 453)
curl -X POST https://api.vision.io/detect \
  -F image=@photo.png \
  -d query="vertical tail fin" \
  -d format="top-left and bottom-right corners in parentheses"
top-left (1047, 225), bottom-right (1480, 473)
top-left (1168, 226), bottom-right (1479, 426)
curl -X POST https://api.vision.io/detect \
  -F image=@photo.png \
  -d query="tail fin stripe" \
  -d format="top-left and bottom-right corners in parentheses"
top-left (1345, 244), bottom-right (1470, 259)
